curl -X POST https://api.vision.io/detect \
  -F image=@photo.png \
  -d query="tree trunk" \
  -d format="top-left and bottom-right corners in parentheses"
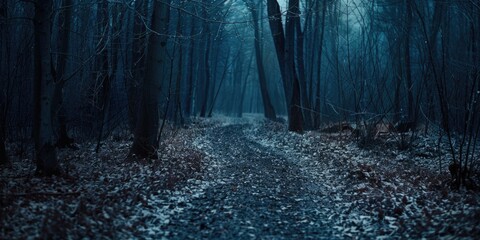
top-left (54, 0), bottom-right (74, 148)
top-left (127, 0), bottom-right (148, 131)
top-left (424, 0), bottom-right (446, 125)
top-left (199, 34), bottom-right (211, 118)
top-left (285, 0), bottom-right (303, 132)
top-left (294, 6), bottom-right (312, 129)
top-left (236, 50), bottom-right (253, 118)
top-left (238, 76), bottom-right (248, 118)
top-left (394, 58), bottom-right (403, 123)
top-left (290, 75), bottom-right (303, 132)
top-left (267, 0), bottom-right (303, 132)
top-left (266, 0), bottom-right (289, 103)
top-left (248, 2), bottom-right (277, 121)
top-left (232, 46), bottom-right (244, 117)
top-left (174, 9), bottom-right (184, 125)
top-left (33, 0), bottom-right (60, 175)
top-left (130, 0), bottom-right (171, 158)
top-left (95, 0), bottom-right (116, 153)
top-left (405, 0), bottom-right (414, 121)
top-left (0, 3), bottom-right (7, 165)
top-left (0, 101), bottom-right (7, 165)
top-left (314, 0), bottom-right (327, 128)
top-left (206, 44), bottom-right (218, 118)
top-left (184, 14), bottom-right (196, 117)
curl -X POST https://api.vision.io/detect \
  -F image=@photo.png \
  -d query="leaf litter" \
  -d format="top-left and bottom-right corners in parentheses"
top-left (1, 114), bottom-right (479, 239)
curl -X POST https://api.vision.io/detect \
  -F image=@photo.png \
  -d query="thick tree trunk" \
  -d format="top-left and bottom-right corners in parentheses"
top-left (127, 0), bottom-right (148, 131)
top-left (130, 0), bottom-right (171, 158)
top-left (34, 0), bottom-right (60, 175)
top-left (290, 76), bottom-right (303, 132)
top-left (267, 0), bottom-right (303, 132)
top-left (285, 0), bottom-right (303, 132)
top-left (266, 0), bottom-right (289, 102)
top-left (0, 3), bottom-right (7, 165)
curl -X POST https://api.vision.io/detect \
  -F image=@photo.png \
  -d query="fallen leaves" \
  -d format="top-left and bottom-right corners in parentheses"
top-left (1, 116), bottom-right (479, 239)
top-left (0, 124), bottom-right (208, 239)
top-left (246, 117), bottom-right (480, 238)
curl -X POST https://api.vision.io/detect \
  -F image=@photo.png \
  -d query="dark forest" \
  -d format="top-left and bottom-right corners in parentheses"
top-left (1, 0), bottom-right (480, 238)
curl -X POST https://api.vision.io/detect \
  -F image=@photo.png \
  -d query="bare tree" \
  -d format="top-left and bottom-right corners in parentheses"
top-left (313, 0), bottom-right (328, 128)
top-left (130, 0), bottom-right (171, 158)
top-left (33, 0), bottom-right (60, 175)
top-left (266, 0), bottom-right (303, 132)
top-left (53, 0), bottom-right (74, 148)
top-left (245, 0), bottom-right (277, 121)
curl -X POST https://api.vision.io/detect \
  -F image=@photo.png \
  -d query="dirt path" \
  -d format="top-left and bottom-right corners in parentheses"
top-left (162, 123), bottom-right (337, 239)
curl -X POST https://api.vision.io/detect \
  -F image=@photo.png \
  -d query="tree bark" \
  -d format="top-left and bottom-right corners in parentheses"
top-left (286, 0), bottom-right (303, 132)
top-left (33, 0), bottom-right (60, 175)
top-left (130, 0), bottom-right (171, 158)
top-left (0, 2), bottom-right (7, 165)
top-left (267, 0), bottom-right (303, 132)
top-left (267, 0), bottom-right (289, 100)
top-left (128, 0), bottom-right (148, 130)
top-left (294, 4), bottom-right (312, 129)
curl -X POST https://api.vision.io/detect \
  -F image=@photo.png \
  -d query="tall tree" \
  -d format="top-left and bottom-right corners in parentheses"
top-left (266, 0), bottom-right (303, 132)
top-left (404, 0), bottom-right (414, 121)
top-left (127, 0), bottom-right (149, 130)
top-left (199, 0), bottom-right (212, 117)
top-left (246, 0), bottom-right (277, 121)
top-left (173, 8), bottom-right (185, 125)
top-left (33, 0), bottom-right (60, 175)
top-left (313, 0), bottom-right (327, 128)
top-left (184, 12), bottom-right (196, 117)
top-left (130, 0), bottom-right (171, 158)
top-left (94, 0), bottom-right (118, 153)
top-left (52, 0), bottom-right (74, 148)
top-left (0, 99), bottom-right (6, 165)
top-left (293, 0), bottom-right (313, 129)
top-left (0, 0), bottom-right (8, 165)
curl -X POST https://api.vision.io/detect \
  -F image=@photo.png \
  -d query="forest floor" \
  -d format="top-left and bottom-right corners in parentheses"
top-left (1, 115), bottom-right (480, 239)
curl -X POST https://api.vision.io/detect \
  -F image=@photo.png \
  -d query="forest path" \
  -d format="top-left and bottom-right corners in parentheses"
top-left (164, 122), bottom-right (337, 239)
top-left (2, 119), bottom-right (478, 238)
